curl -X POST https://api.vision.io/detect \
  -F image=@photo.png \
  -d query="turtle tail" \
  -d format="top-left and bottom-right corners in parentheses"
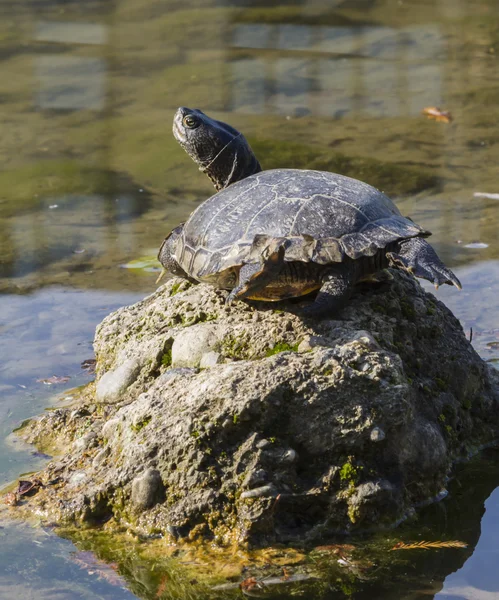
top-left (387, 237), bottom-right (462, 290)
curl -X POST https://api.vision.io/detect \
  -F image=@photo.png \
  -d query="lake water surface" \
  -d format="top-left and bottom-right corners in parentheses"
top-left (1, 0), bottom-right (499, 598)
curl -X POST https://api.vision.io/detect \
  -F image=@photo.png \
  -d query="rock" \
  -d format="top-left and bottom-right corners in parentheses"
top-left (297, 335), bottom-right (326, 353)
top-left (199, 351), bottom-right (221, 369)
top-left (92, 446), bottom-right (110, 469)
top-left (72, 431), bottom-right (98, 452)
top-left (131, 468), bottom-right (164, 510)
top-left (370, 427), bottom-right (385, 442)
top-left (96, 357), bottom-right (141, 404)
top-left (243, 469), bottom-right (268, 489)
top-left (14, 274), bottom-right (499, 547)
top-left (240, 484), bottom-right (279, 499)
top-left (171, 324), bottom-right (220, 368)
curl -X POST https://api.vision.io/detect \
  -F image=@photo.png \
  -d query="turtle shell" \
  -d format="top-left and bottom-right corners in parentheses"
top-left (175, 169), bottom-right (429, 282)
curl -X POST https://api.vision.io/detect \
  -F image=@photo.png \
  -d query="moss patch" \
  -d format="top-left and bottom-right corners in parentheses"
top-left (265, 342), bottom-right (299, 357)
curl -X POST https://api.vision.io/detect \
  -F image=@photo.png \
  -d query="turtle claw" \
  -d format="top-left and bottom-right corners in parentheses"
top-left (225, 291), bottom-right (236, 306)
top-left (388, 238), bottom-right (462, 290)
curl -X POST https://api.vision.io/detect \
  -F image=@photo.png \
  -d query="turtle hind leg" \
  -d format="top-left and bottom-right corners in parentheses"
top-left (387, 237), bottom-right (462, 290)
top-left (299, 265), bottom-right (354, 318)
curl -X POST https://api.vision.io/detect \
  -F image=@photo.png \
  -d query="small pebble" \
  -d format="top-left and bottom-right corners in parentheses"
top-left (131, 468), bottom-right (164, 510)
top-left (240, 483), bottom-right (278, 499)
top-left (242, 469), bottom-right (268, 489)
top-left (256, 438), bottom-right (271, 449)
top-left (280, 448), bottom-right (298, 463)
top-left (370, 427), bottom-right (386, 442)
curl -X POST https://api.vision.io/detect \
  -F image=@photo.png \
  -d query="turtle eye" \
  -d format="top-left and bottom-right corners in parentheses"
top-left (183, 115), bottom-right (199, 129)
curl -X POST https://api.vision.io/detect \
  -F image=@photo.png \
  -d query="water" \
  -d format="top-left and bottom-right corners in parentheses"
top-left (0, 0), bottom-right (499, 598)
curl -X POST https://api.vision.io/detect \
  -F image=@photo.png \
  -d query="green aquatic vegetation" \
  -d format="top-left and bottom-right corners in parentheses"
top-left (121, 255), bottom-right (161, 274)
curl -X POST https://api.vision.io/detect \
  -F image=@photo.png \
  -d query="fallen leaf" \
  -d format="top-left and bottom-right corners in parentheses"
top-left (391, 540), bottom-right (467, 551)
top-left (240, 577), bottom-right (258, 590)
top-left (313, 544), bottom-right (356, 554)
top-left (121, 256), bottom-right (162, 273)
top-left (240, 576), bottom-right (265, 595)
top-left (18, 478), bottom-right (43, 496)
top-left (37, 375), bottom-right (71, 385)
top-left (156, 574), bottom-right (169, 598)
top-left (422, 106), bottom-right (453, 123)
top-left (3, 492), bottom-right (18, 506)
top-left (69, 551), bottom-right (127, 588)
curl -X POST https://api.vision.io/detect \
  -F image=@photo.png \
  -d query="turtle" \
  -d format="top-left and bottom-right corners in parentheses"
top-left (158, 107), bottom-right (461, 316)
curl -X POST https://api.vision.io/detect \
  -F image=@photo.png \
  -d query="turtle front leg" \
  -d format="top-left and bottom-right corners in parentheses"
top-left (226, 245), bottom-right (285, 305)
top-left (387, 237), bottom-right (462, 290)
top-left (300, 265), bottom-right (354, 318)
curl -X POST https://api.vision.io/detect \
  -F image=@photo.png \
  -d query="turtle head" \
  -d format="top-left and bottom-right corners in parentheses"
top-left (173, 107), bottom-right (261, 190)
top-left (158, 224), bottom-right (193, 280)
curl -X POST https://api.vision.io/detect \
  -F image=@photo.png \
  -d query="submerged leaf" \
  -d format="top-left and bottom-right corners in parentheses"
top-left (422, 106), bottom-right (453, 123)
top-left (390, 540), bottom-right (467, 551)
top-left (69, 550), bottom-right (128, 588)
top-left (313, 544), bottom-right (356, 554)
top-left (17, 478), bottom-right (43, 496)
top-left (121, 255), bottom-right (161, 273)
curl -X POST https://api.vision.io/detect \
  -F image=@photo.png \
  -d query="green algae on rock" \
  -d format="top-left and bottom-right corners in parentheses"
top-left (10, 273), bottom-right (499, 546)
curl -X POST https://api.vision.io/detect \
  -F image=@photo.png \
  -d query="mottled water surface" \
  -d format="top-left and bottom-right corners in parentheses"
top-left (0, 0), bottom-right (499, 598)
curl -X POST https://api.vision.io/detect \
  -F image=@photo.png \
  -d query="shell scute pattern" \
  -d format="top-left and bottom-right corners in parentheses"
top-left (178, 169), bottom-right (426, 280)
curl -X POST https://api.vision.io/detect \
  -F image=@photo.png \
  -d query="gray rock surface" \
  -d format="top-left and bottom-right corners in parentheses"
top-left (16, 274), bottom-right (499, 545)
top-left (95, 356), bottom-right (141, 403)
top-left (131, 468), bottom-right (165, 510)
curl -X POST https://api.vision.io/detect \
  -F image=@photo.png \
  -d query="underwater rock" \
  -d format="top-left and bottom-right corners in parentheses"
top-left (13, 273), bottom-right (499, 545)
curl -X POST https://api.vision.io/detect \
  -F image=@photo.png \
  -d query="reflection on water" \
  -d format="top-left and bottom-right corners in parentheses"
top-left (231, 23), bottom-right (443, 117)
top-left (0, 0), bottom-right (498, 293)
top-left (1, 0), bottom-right (499, 598)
